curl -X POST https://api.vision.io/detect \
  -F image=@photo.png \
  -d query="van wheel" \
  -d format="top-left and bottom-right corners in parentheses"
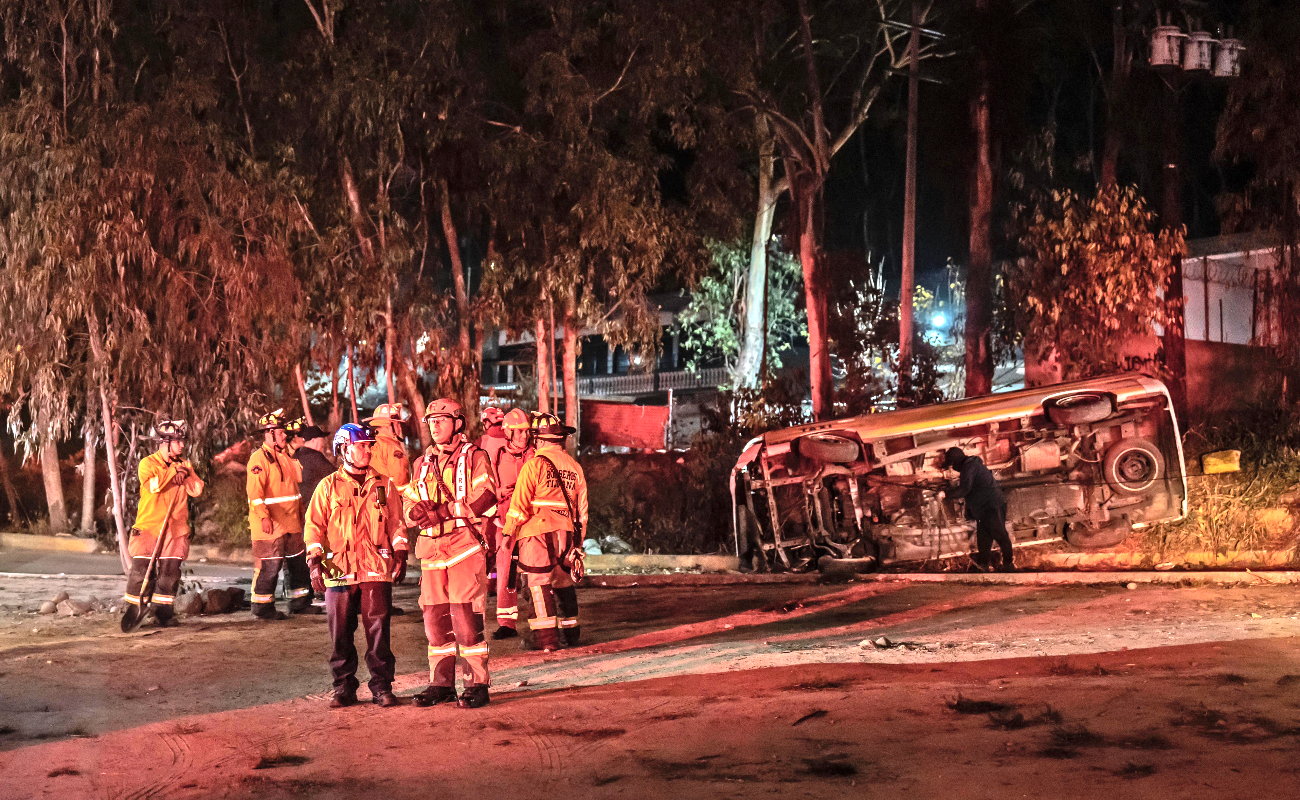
top-left (797, 434), bottom-right (860, 464)
top-left (1102, 437), bottom-right (1165, 496)
top-left (1045, 393), bottom-right (1113, 426)
top-left (1065, 521), bottom-right (1131, 549)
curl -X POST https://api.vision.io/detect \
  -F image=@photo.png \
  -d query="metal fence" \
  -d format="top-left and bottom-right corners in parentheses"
top-left (482, 366), bottom-right (727, 399)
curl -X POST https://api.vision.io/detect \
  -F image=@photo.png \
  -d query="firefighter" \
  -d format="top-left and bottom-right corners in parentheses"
top-left (363, 403), bottom-right (411, 488)
top-left (485, 408), bottom-right (533, 639)
top-left (247, 408), bottom-right (318, 619)
top-left (304, 423), bottom-right (408, 709)
top-left (122, 419), bottom-right (204, 627)
top-left (502, 413), bottom-right (588, 652)
top-left (402, 398), bottom-right (497, 709)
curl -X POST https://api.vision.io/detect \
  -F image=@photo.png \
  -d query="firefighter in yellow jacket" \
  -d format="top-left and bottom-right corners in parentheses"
top-left (402, 398), bottom-right (496, 709)
top-left (363, 402), bottom-right (411, 487)
top-left (247, 408), bottom-right (317, 619)
top-left (484, 408), bottom-right (533, 638)
top-left (122, 419), bottom-right (204, 627)
top-left (502, 413), bottom-right (588, 652)
top-left (304, 423), bottom-right (408, 709)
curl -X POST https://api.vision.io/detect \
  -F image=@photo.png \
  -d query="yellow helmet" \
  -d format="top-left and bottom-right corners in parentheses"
top-left (256, 408), bottom-right (288, 431)
top-left (503, 408), bottom-right (531, 431)
top-left (364, 402), bottom-right (405, 424)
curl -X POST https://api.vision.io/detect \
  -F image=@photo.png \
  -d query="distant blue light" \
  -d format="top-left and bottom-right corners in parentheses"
top-left (930, 313), bottom-right (947, 329)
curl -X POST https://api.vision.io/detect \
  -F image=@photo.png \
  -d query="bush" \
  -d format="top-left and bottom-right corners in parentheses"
top-left (1146, 406), bottom-right (1300, 559)
top-left (191, 475), bottom-right (251, 549)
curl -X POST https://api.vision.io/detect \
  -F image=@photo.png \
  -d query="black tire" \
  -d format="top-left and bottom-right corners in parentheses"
top-left (798, 434), bottom-right (860, 464)
top-left (1045, 393), bottom-right (1113, 426)
top-left (1065, 521), bottom-right (1131, 549)
top-left (1102, 437), bottom-right (1165, 496)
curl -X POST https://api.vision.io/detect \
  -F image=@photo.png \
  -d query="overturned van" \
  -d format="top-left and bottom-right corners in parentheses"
top-left (731, 374), bottom-right (1187, 571)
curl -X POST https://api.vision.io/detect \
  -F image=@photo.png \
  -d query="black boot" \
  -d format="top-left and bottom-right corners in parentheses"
top-left (413, 685), bottom-right (457, 707)
top-left (457, 685), bottom-right (490, 709)
top-left (329, 689), bottom-right (357, 708)
top-left (372, 690), bottom-right (400, 707)
top-left (561, 625), bottom-right (581, 647)
top-left (492, 625), bottom-right (518, 640)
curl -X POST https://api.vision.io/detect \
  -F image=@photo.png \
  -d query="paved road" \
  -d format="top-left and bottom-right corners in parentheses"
top-left (0, 549), bottom-right (252, 579)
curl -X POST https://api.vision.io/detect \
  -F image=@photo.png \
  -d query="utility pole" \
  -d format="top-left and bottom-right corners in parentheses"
top-left (899, 0), bottom-right (920, 403)
top-left (1161, 86), bottom-right (1188, 418)
top-left (964, 0), bottom-right (994, 398)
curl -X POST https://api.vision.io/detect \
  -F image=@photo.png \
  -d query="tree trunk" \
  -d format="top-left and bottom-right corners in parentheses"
top-left (797, 186), bottom-right (833, 420)
top-left (563, 287), bottom-right (581, 455)
top-left (0, 440), bottom-right (23, 524)
top-left (899, 2), bottom-right (920, 404)
top-left (736, 116), bottom-right (778, 390)
top-left (440, 177), bottom-right (477, 420)
top-left (295, 363), bottom-right (316, 427)
top-left (41, 439), bottom-right (69, 534)
top-left (536, 313), bottom-right (552, 413)
top-left (400, 360), bottom-right (432, 451)
top-left (385, 293), bottom-right (397, 405)
top-left (81, 420), bottom-right (97, 537)
top-left (86, 310), bottom-right (128, 572)
top-left (1099, 1), bottom-right (1130, 191)
top-left (346, 343), bottom-right (360, 423)
top-left (340, 155), bottom-right (375, 265)
top-left (964, 0), bottom-right (995, 399)
top-left (328, 339), bottom-right (342, 431)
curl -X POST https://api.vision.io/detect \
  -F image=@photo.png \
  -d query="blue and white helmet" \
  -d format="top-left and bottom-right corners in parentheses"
top-left (332, 423), bottom-right (376, 457)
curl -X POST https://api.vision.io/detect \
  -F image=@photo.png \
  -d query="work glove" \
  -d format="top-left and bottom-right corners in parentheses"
top-left (409, 500), bottom-right (448, 529)
top-left (261, 518), bottom-right (273, 537)
top-left (170, 467), bottom-right (189, 487)
top-left (308, 555), bottom-right (327, 594)
top-left (392, 550), bottom-right (408, 584)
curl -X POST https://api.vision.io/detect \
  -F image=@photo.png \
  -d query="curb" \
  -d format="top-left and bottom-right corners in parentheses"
top-left (1039, 550), bottom-right (1298, 569)
top-left (189, 545), bottom-right (254, 564)
top-left (0, 532), bottom-right (100, 554)
top-left (583, 573), bottom-right (820, 587)
top-left (841, 570), bottom-right (1300, 586)
top-left (584, 554), bottom-right (740, 573)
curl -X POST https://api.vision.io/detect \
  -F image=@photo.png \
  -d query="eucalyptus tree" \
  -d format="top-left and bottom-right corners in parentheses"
top-left (729, 0), bottom-right (931, 418)
top-left (0, 0), bottom-right (302, 566)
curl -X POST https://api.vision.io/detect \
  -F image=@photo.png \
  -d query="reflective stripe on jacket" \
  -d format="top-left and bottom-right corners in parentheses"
top-left (303, 467), bottom-right (408, 585)
top-left (401, 439), bottom-right (496, 537)
top-left (247, 445), bottom-right (303, 540)
top-left (132, 451), bottom-right (204, 537)
top-left (503, 442), bottom-right (588, 540)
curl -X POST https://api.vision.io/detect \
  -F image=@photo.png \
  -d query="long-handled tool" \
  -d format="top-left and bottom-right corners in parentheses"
top-left (121, 473), bottom-right (186, 633)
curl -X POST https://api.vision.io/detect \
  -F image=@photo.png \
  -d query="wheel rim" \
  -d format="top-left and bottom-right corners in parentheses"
top-left (1115, 449), bottom-right (1156, 488)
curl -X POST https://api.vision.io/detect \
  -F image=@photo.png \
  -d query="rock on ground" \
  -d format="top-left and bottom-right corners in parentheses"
top-left (38, 600), bottom-right (57, 614)
top-left (202, 588), bottom-right (233, 615)
top-left (176, 592), bottom-right (205, 616)
top-left (56, 598), bottom-right (92, 616)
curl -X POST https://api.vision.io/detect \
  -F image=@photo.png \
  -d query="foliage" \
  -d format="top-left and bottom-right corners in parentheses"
top-left (1215, 2), bottom-right (1300, 372)
top-left (829, 257), bottom-right (945, 415)
top-left (1147, 406), bottom-right (1300, 559)
top-left (1004, 185), bottom-right (1183, 380)
top-left (674, 238), bottom-right (805, 380)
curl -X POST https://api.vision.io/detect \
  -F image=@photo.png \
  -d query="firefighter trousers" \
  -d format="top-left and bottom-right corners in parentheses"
top-left (252, 532), bottom-right (313, 617)
top-left (123, 556), bottom-right (184, 621)
top-left (325, 582), bottom-right (395, 695)
top-left (418, 532), bottom-right (489, 687)
top-left (518, 530), bottom-right (580, 649)
top-left (486, 519), bottom-right (519, 629)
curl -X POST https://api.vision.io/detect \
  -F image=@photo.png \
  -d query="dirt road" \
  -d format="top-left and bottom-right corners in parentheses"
top-left (1, 576), bottom-right (1298, 798)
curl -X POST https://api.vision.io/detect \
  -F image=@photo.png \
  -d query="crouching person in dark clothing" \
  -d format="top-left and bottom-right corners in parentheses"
top-left (943, 447), bottom-right (1014, 573)
top-left (304, 423), bottom-right (409, 708)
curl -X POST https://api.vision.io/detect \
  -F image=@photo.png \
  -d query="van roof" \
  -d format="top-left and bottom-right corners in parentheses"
top-left (763, 373), bottom-right (1171, 447)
